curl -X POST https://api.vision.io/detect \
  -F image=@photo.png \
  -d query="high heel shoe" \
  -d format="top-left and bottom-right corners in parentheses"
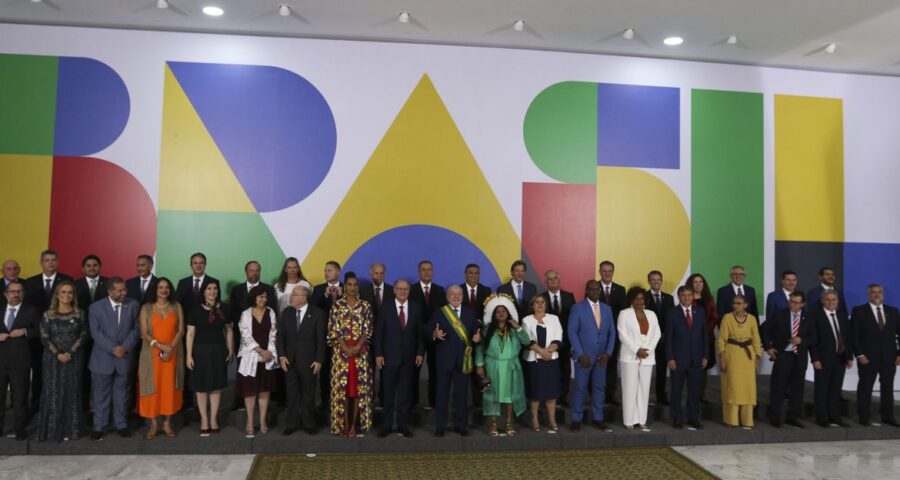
top-left (489, 418), bottom-right (499, 437)
top-left (531, 418), bottom-right (541, 432)
top-left (162, 422), bottom-right (176, 438)
top-left (145, 421), bottom-right (158, 440)
top-left (506, 415), bottom-right (517, 437)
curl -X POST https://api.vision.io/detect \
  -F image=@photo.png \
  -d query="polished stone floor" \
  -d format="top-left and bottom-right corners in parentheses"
top-left (1, 440), bottom-right (899, 479)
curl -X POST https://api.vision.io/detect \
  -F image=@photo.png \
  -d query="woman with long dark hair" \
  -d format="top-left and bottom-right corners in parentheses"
top-left (138, 277), bottom-right (184, 439)
top-left (275, 257), bottom-right (311, 314)
top-left (686, 273), bottom-right (718, 403)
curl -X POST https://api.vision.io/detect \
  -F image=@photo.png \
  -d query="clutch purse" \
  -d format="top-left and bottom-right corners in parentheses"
top-left (477, 374), bottom-right (493, 392)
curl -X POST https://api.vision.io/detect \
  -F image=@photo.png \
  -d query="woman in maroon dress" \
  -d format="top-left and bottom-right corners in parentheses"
top-left (235, 286), bottom-right (280, 437)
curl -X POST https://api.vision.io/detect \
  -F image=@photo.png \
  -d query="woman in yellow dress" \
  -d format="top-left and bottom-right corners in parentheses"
top-left (328, 273), bottom-right (374, 437)
top-left (717, 294), bottom-right (761, 429)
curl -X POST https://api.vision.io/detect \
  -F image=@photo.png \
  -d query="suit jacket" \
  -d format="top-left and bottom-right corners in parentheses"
top-left (359, 282), bottom-right (395, 317)
top-left (229, 282), bottom-right (278, 323)
top-left (175, 275), bottom-right (220, 314)
top-left (276, 305), bottom-right (326, 367)
top-left (0, 303), bottom-right (39, 369)
top-left (24, 272), bottom-right (74, 313)
top-left (88, 297), bottom-right (141, 375)
top-left (541, 289), bottom-right (576, 345)
top-left (762, 308), bottom-right (816, 362)
top-left (851, 303), bottom-right (900, 365)
top-left (409, 282), bottom-right (447, 325)
top-left (665, 305), bottom-right (709, 368)
top-left (0, 278), bottom-right (24, 309)
top-left (375, 301), bottom-right (424, 367)
top-left (125, 274), bottom-right (158, 305)
top-left (806, 285), bottom-right (848, 317)
top-left (765, 289), bottom-right (792, 321)
top-left (424, 305), bottom-right (478, 372)
top-left (496, 281), bottom-right (538, 319)
top-left (75, 276), bottom-right (109, 314)
top-left (717, 284), bottom-right (760, 320)
top-left (617, 307), bottom-right (661, 365)
top-left (567, 299), bottom-right (616, 360)
top-left (599, 282), bottom-right (627, 322)
top-left (311, 282), bottom-right (343, 313)
top-left (461, 283), bottom-right (492, 323)
top-left (809, 308), bottom-right (853, 367)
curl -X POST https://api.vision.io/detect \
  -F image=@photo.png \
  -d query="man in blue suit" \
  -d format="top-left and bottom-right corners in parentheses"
top-left (716, 265), bottom-right (760, 322)
top-left (425, 285), bottom-right (481, 437)
top-left (88, 277), bottom-right (140, 440)
top-left (567, 280), bottom-right (616, 431)
top-left (667, 286), bottom-right (709, 430)
top-left (496, 260), bottom-right (537, 320)
top-left (376, 280), bottom-right (424, 438)
top-left (765, 270), bottom-right (798, 321)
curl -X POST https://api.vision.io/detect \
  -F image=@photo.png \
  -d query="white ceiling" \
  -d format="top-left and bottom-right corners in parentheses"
top-left (3, 0), bottom-right (900, 76)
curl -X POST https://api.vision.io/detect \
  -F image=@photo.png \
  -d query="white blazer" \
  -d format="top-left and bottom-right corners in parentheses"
top-left (237, 307), bottom-right (279, 377)
top-left (521, 314), bottom-right (563, 362)
top-left (616, 307), bottom-right (661, 365)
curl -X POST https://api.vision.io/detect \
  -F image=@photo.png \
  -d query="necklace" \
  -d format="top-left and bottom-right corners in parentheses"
top-left (155, 301), bottom-right (170, 308)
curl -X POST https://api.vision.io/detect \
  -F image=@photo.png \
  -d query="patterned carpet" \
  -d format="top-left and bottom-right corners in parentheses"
top-left (247, 447), bottom-right (719, 479)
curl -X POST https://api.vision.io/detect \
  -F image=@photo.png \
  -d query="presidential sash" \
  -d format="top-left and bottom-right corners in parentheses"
top-left (442, 305), bottom-right (474, 374)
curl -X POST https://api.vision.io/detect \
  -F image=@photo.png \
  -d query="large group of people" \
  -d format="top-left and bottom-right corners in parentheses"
top-left (0, 252), bottom-right (898, 443)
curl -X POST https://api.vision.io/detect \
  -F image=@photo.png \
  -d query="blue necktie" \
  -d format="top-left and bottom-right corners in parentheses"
top-left (5, 308), bottom-right (15, 331)
top-left (517, 284), bottom-right (523, 303)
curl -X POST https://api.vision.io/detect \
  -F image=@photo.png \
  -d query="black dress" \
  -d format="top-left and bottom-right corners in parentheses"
top-left (39, 309), bottom-right (89, 441)
top-left (187, 304), bottom-right (230, 392)
top-left (235, 310), bottom-right (281, 397)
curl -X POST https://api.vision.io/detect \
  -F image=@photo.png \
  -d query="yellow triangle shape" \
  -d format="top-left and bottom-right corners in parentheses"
top-left (303, 74), bottom-right (520, 281)
top-left (158, 65), bottom-right (255, 212)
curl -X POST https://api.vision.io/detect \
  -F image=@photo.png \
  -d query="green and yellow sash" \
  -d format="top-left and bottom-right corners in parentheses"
top-left (442, 305), bottom-right (474, 374)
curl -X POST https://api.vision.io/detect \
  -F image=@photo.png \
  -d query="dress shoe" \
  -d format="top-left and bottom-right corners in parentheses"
top-left (15, 430), bottom-right (27, 441)
top-left (283, 427), bottom-right (297, 436)
top-left (688, 420), bottom-right (703, 430)
top-left (593, 421), bottom-right (610, 431)
top-left (434, 429), bottom-right (445, 437)
top-left (700, 398), bottom-right (713, 406)
top-left (830, 418), bottom-right (849, 427)
top-left (118, 428), bottom-right (133, 438)
top-left (770, 420), bottom-right (782, 428)
top-left (859, 418), bottom-right (871, 427)
top-left (457, 428), bottom-right (471, 437)
top-left (785, 418), bottom-right (804, 428)
top-left (816, 420), bottom-right (830, 428)
top-left (672, 421), bottom-right (683, 429)
top-left (399, 427), bottom-right (413, 438)
top-left (570, 422), bottom-right (581, 432)
top-left (377, 428), bottom-right (391, 438)
top-left (305, 428), bottom-right (318, 435)
top-left (883, 418), bottom-right (900, 427)
top-left (91, 430), bottom-right (104, 441)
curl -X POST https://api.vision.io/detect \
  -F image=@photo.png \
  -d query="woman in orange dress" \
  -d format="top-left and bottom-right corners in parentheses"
top-left (138, 277), bottom-right (185, 439)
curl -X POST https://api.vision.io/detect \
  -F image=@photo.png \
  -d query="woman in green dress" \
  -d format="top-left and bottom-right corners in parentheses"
top-left (476, 294), bottom-right (531, 437)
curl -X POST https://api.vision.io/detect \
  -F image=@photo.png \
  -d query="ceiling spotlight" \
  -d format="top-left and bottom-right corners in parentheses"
top-left (727, 35), bottom-right (738, 45)
top-left (623, 28), bottom-right (634, 40)
top-left (30, 0), bottom-right (42, 3)
top-left (202, 6), bottom-right (224, 16)
top-left (278, 5), bottom-right (291, 16)
top-left (398, 12), bottom-right (410, 23)
top-left (825, 42), bottom-right (837, 54)
top-left (513, 19), bottom-right (525, 31)
top-left (663, 36), bottom-right (683, 46)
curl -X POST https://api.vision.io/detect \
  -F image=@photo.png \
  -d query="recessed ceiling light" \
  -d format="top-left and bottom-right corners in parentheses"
top-left (727, 35), bottom-right (738, 45)
top-left (513, 19), bottom-right (525, 31)
top-left (825, 42), bottom-right (837, 54)
top-left (29, 0), bottom-right (42, 3)
top-left (398, 12), bottom-right (410, 23)
top-left (278, 5), bottom-right (291, 16)
top-left (623, 28), bottom-right (634, 40)
top-left (663, 36), bottom-right (683, 46)
top-left (202, 6), bottom-right (224, 17)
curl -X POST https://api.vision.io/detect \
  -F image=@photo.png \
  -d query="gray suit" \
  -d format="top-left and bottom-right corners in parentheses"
top-left (88, 297), bottom-right (140, 431)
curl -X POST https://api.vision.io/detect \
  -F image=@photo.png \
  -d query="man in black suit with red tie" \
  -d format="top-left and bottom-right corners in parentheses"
top-left (809, 290), bottom-right (853, 427)
top-left (277, 285), bottom-right (325, 435)
top-left (646, 270), bottom-right (675, 405)
top-left (852, 284), bottom-right (900, 427)
top-left (598, 260), bottom-right (626, 405)
top-left (1, 280), bottom-right (39, 439)
top-left (764, 291), bottom-right (816, 428)
top-left (174, 252), bottom-right (219, 314)
top-left (409, 260), bottom-right (446, 409)
top-left (125, 255), bottom-right (157, 305)
top-left (497, 260), bottom-right (537, 320)
top-left (459, 263), bottom-right (491, 407)
top-left (376, 280), bottom-right (423, 437)
top-left (23, 249), bottom-right (72, 413)
top-left (540, 269), bottom-right (575, 404)
top-left (311, 260), bottom-right (343, 409)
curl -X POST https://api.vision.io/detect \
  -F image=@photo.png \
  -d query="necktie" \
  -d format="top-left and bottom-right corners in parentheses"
top-left (470, 288), bottom-right (476, 309)
top-left (552, 294), bottom-right (560, 315)
top-left (375, 286), bottom-right (382, 307)
top-left (89, 278), bottom-right (97, 299)
top-left (193, 278), bottom-right (200, 295)
top-left (737, 286), bottom-right (744, 297)
top-left (399, 305), bottom-right (406, 330)
top-left (654, 293), bottom-right (661, 309)
top-left (115, 304), bottom-right (121, 325)
top-left (685, 308), bottom-right (692, 329)
top-left (877, 306), bottom-right (885, 331)
top-left (830, 313), bottom-right (844, 355)
top-left (296, 309), bottom-right (303, 332)
top-left (592, 302), bottom-right (601, 329)
top-left (140, 278), bottom-right (148, 297)
top-left (424, 285), bottom-right (430, 306)
top-left (6, 308), bottom-right (16, 331)
top-left (453, 308), bottom-right (459, 319)
top-left (516, 284), bottom-right (523, 303)
top-left (605, 286), bottom-right (611, 302)
top-left (44, 278), bottom-right (52, 296)
top-left (791, 313), bottom-right (800, 354)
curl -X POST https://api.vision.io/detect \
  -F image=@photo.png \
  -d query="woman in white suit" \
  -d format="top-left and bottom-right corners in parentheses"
top-left (617, 287), bottom-right (661, 431)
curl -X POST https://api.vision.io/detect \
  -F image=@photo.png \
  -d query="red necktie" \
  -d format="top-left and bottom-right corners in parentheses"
top-left (685, 308), bottom-right (693, 329)
top-left (470, 287), bottom-right (476, 309)
top-left (791, 313), bottom-right (800, 354)
top-left (399, 305), bottom-right (406, 330)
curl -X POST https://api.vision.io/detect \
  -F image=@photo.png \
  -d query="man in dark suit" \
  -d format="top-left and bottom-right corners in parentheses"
top-left (460, 263), bottom-right (491, 407)
top-left (540, 269), bottom-right (575, 404)
top-left (764, 291), bottom-right (816, 428)
top-left (88, 277), bottom-right (140, 440)
top-left (0, 281), bottom-right (39, 439)
top-left (175, 252), bottom-right (219, 314)
top-left (276, 284), bottom-right (325, 435)
top-left (646, 270), bottom-right (675, 405)
top-left (125, 254), bottom-right (157, 305)
top-left (375, 280), bottom-right (424, 437)
top-left (765, 270), bottom-right (798, 321)
top-left (311, 260), bottom-right (342, 410)
top-left (360, 262), bottom-right (394, 314)
top-left (810, 290), bottom-right (853, 427)
top-left (598, 260), bottom-right (627, 404)
top-left (1, 259), bottom-right (23, 309)
top-left (807, 266), bottom-right (848, 317)
top-left (74, 255), bottom-right (109, 314)
top-left (425, 285), bottom-right (480, 436)
top-left (229, 260), bottom-right (278, 410)
top-left (409, 260), bottom-right (447, 409)
top-left (852, 284), bottom-right (900, 426)
top-left (666, 286), bottom-right (709, 430)
top-left (23, 249), bottom-right (72, 412)
top-left (496, 260), bottom-right (537, 320)
top-left (716, 265), bottom-right (760, 322)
